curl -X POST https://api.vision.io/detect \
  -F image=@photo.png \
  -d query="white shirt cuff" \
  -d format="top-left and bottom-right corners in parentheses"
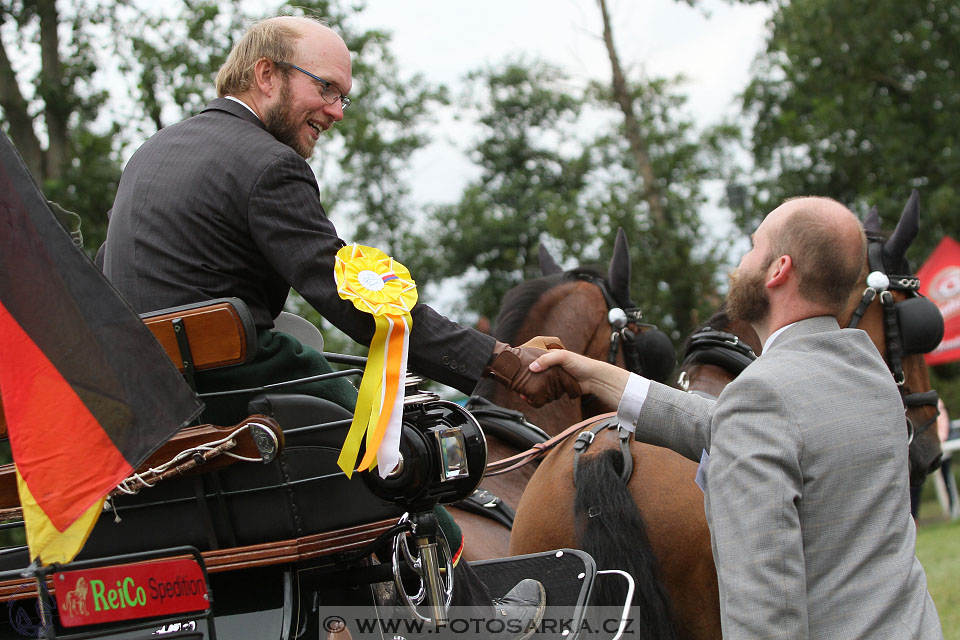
top-left (616, 373), bottom-right (650, 433)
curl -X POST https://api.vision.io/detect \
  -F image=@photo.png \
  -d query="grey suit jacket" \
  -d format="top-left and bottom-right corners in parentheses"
top-left (103, 99), bottom-right (494, 393)
top-left (631, 316), bottom-right (942, 639)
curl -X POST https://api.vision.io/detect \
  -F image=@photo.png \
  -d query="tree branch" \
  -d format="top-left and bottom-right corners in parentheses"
top-left (0, 28), bottom-right (44, 179)
top-left (597, 0), bottom-right (668, 227)
top-left (37, 0), bottom-right (67, 182)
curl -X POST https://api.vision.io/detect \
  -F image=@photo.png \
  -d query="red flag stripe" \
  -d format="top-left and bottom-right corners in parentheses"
top-left (0, 300), bottom-right (132, 531)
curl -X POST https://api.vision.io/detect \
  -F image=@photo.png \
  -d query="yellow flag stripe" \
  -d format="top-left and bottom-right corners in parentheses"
top-left (16, 468), bottom-right (103, 565)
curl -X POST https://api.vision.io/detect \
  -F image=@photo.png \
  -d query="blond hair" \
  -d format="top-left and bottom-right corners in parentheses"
top-left (215, 16), bottom-right (327, 97)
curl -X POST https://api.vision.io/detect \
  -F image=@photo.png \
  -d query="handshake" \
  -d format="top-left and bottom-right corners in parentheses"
top-left (484, 336), bottom-right (581, 408)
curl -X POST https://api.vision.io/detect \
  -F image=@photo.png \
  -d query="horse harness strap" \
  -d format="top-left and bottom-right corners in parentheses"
top-left (846, 240), bottom-right (941, 419)
top-left (482, 413), bottom-right (617, 477)
top-left (465, 396), bottom-right (549, 451)
top-left (575, 273), bottom-right (647, 375)
top-left (846, 238), bottom-right (943, 443)
top-left (453, 487), bottom-right (517, 529)
top-left (571, 416), bottom-right (633, 486)
top-left (677, 328), bottom-right (757, 390)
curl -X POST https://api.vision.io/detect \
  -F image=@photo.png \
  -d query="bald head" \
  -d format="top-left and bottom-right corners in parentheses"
top-left (763, 197), bottom-right (866, 314)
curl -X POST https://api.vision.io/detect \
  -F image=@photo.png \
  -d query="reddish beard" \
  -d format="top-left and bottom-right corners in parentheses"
top-left (262, 80), bottom-right (317, 159)
top-left (726, 262), bottom-right (770, 325)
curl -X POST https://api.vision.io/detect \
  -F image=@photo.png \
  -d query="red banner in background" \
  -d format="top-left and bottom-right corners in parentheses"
top-left (918, 236), bottom-right (960, 366)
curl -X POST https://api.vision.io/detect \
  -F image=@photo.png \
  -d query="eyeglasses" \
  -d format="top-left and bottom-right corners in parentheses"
top-left (273, 60), bottom-right (351, 110)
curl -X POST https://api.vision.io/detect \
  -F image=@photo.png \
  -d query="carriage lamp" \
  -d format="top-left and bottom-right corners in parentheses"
top-left (435, 426), bottom-right (470, 481)
top-left (363, 379), bottom-right (486, 511)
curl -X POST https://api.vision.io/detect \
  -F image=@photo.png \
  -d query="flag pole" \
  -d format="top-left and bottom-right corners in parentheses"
top-left (22, 559), bottom-right (56, 639)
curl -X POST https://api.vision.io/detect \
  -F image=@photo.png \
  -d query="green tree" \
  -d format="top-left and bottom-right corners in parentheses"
top-left (741, 0), bottom-right (960, 260)
top-left (584, 75), bottom-right (735, 340)
top-left (592, 0), bottom-right (735, 340)
top-left (419, 59), bottom-right (594, 322)
top-left (741, 0), bottom-right (960, 398)
top-left (0, 0), bottom-right (124, 250)
top-left (417, 54), bottom-right (732, 341)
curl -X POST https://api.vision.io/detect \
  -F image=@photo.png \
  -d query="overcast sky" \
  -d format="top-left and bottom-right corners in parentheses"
top-left (339, 0), bottom-right (773, 308)
top-left (351, 0), bottom-right (773, 211)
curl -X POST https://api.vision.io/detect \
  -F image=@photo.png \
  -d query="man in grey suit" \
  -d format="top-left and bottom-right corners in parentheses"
top-left (528, 197), bottom-right (943, 638)
top-left (102, 15), bottom-right (571, 638)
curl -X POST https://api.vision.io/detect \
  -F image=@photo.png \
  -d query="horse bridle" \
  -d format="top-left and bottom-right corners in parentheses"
top-left (846, 238), bottom-right (941, 444)
top-left (676, 328), bottom-right (758, 391)
top-left (575, 273), bottom-right (648, 376)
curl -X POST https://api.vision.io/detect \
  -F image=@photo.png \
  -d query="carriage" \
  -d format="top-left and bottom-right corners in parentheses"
top-left (0, 295), bottom-right (626, 639)
top-left (0, 129), bottom-right (635, 640)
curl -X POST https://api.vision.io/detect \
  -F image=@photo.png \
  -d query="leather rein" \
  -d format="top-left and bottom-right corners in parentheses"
top-left (482, 413), bottom-right (617, 476)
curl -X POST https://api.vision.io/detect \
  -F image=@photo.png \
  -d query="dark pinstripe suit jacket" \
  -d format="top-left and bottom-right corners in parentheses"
top-left (630, 316), bottom-right (942, 639)
top-left (103, 98), bottom-right (494, 394)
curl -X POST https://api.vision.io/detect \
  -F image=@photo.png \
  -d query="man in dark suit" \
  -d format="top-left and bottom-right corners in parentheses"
top-left (529, 198), bottom-right (943, 638)
top-left (102, 16), bottom-right (565, 639)
top-left (102, 16), bottom-right (576, 417)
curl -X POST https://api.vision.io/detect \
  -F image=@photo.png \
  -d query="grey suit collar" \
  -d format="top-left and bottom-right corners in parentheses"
top-left (202, 98), bottom-right (266, 130)
top-left (764, 315), bottom-right (840, 353)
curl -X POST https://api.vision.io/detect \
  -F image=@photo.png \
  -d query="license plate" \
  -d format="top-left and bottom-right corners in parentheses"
top-left (53, 556), bottom-right (209, 628)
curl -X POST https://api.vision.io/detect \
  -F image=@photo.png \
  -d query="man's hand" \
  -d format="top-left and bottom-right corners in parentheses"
top-left (485, 337), bottom-right (581, 408)
top-left (528, 349), bottom-right (632, 410)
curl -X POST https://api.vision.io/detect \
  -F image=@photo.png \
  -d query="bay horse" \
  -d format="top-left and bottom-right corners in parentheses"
top-left (508, 192), bottom-right (943, 640)
top-left (447, 229), bottom-right (677, 562)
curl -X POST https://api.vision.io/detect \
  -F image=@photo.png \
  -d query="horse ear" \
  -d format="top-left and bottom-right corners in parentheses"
top-left (883, 189), bottom-right (920, 264)
top-left (538, 243), bottom-right (563, 276)
top-left (863, 205), bottom-right (882, 236)
top-left (607, 228), bottom-right (632, 303)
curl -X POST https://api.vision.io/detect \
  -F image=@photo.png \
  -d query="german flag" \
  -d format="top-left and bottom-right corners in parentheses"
top-left (0, 131), bottom-right (202, 564)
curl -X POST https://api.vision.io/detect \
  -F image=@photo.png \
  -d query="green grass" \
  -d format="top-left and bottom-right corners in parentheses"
top-left (915, 464), bottom-right (960, 639)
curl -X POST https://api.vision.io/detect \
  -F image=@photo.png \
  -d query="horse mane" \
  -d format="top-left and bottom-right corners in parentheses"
top-left (472, 266), bottom-right (605, 400)
top-left (491, 266), bottom-right (604, 343)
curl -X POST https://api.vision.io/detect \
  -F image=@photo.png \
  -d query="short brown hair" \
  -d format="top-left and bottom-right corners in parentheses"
top-left (768, 198), bottom-right (866, 314)
top-left (215, 17), bottom-right (324, 97)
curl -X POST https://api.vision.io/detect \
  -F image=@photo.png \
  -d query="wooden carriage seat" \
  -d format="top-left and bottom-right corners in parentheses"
top-left (141, 297), bottom-right (258, 387)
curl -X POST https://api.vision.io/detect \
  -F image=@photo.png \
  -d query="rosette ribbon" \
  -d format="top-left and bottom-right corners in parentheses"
top-left (334, 244), bottom-right (418, 478)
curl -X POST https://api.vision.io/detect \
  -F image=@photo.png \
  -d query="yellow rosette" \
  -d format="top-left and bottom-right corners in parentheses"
top-left (334, 244), bottom-right (418, 478)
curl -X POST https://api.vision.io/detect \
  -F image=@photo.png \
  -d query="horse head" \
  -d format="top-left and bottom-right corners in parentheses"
top-left (845, 189), bottom-right (943, 487)
top-left (476, 229), bottom-right (675, 434)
